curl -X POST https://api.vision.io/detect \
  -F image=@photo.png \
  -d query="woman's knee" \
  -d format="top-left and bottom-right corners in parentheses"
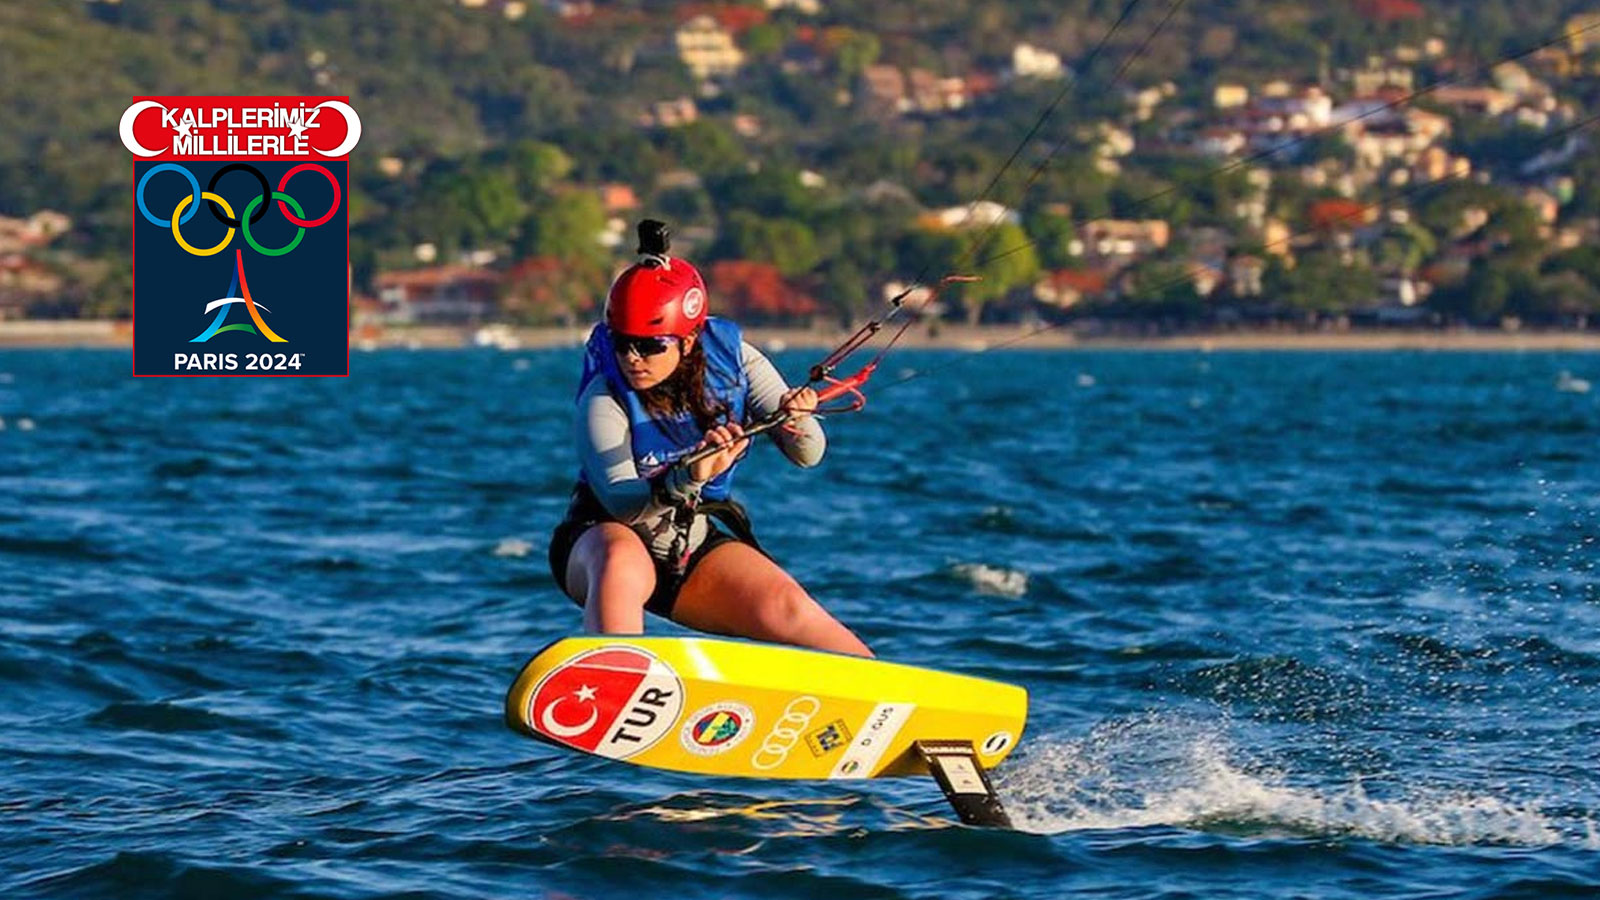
top-left (751, 584), bottom-right (816, 639)
top-left (567, 524), bottom-right (655, 601)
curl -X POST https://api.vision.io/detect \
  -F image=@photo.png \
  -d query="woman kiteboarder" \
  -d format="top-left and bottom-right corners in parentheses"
top-left (548, 220), bottom-right (873, 657)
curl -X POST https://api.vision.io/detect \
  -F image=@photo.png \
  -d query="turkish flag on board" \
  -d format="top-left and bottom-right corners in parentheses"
top-left (527, 648), bottom-right (653, 753)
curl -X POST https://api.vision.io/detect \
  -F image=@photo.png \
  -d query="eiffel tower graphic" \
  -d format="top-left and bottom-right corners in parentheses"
top-left (191, 249), bottom-right (288, 343)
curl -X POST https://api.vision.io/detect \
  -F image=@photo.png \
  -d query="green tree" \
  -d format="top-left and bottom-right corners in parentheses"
top-left (1372, 221), bottom-right (1438, 275)
top-left (1429, 258), bottom-right (1535, 324)
top-left (811, 203), bottom-right (905, 296)
top-left (1110, 169), bottom-right (1193, 227)
top-left (411, 165), bottom-right (527, 254)
top-left (501, 140), bottom-right (574, 193)
top-left (916, 144), bottom-right (1006, 208)
top-left (1416, 181), bottom-right (1541, 265)
top-left (896, 227), bottom-right (967, 289)
top-left (916, 223), bottom-right (1044, 322)
top-left (1267, 251), bottom-right (1379, 314)
top-left (659, 121), bottom-right (745, 178)
top-left (718, 213), bottom-right (822, 277)
top-left (743, 23), bottom-right (785, 60)
top-left (656, 185), bottom-right (715, 226)
top-left (1518, 272), bottom-right (1600, 323)
top-left (1121, 259), bottom-right (1208, 319)
top-left (1450, 119), bottom-right (1548, 175)
top-left (1569, 148), bottom-right (1600, 218)
top-left (829, 28), bottom-right (880, 80)
top-left (1415, 181), bottom-right (1502, 238)
top-left (548, 127), bottom-right (664, 185)
top-left (1544, 246), bottom-right (1600, 287)
top-left (1027, 210), bottom-right (1080, 269)
top-left (518, 190), bottom-right (607, 266)
top-left (817, 259), bottom-right (869, 325)
top-left (708, 167), bottom-right (818, 219)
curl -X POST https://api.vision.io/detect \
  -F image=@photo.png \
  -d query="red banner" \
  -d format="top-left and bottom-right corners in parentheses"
top-left (120, 96), bottom-right (360, 162)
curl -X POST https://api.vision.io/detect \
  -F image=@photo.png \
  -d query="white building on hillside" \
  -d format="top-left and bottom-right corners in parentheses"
top-left (1012, 43), bottom-right (1064, 79)
top-left (676, 15), bottom-right (744, 80)
top-left (932, 201), bottom-right (1020, 230)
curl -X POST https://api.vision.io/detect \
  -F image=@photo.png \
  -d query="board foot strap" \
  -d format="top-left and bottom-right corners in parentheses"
top-left (914, 739), bottom-right (1012, 829)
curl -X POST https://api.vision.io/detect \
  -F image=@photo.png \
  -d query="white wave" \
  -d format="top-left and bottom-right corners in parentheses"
top-left (1556, 370), bottom-right (1591, 394)
top-left (493, 538), bottom-right (533, 558)
top-left (949, 562), bottom-right (1028, 598)
top-left (998, 714), bottom-right (1566, 846)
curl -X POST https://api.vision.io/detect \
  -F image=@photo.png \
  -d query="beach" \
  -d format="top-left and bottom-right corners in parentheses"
top-left (8, 319), bottom-right (1600, 352)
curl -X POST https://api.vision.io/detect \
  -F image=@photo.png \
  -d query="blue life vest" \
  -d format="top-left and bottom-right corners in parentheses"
top-left (576, 317), bottom-right (748, 501)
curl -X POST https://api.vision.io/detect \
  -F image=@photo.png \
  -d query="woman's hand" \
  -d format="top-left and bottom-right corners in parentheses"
top-left (687, 422), bottom-right (750, 484)
top-left (780, 386), bottom-right (819, 419)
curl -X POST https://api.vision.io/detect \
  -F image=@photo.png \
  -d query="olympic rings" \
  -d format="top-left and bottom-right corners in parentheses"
top-left (171, 192), bottom-right (236, 257)
top-left (276, 163), bottom-right (341, 227)
top-left (750, 696), bottom-right (822, 771)
top-left (137, 164), bottom-right (201, 228)
top-left (241, 192), bottom-right (306, 257)
top-left (135, 162), bottom-right (340, 257)
top-left (206, 163), bottom-right (272, 228)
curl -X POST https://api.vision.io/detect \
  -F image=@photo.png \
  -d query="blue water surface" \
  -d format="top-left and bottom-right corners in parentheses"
top-left (1, 348), bottom-right (1597, 899)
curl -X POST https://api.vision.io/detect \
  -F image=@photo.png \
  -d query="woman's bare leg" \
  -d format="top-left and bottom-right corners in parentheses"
top-left (669, 542), bottom-right (873, 657)
top-left (563, 523), bottom-right (657, 634)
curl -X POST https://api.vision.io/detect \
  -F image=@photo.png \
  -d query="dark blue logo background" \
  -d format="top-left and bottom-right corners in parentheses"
top-left (133, 160), bottom-right (348, 376)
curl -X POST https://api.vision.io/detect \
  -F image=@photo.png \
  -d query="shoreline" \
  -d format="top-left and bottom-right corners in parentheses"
top-left (4, 320), bottom-right (1600, 352)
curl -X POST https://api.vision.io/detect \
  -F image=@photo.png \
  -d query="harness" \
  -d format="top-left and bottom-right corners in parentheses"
top-left (575, 317), bottom-right (753, 573)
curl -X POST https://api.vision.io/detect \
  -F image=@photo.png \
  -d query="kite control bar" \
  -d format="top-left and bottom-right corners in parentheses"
top-left (676, 274), bottom-right (977, 471)
top-left (675, 364), bottom-right (875, 469)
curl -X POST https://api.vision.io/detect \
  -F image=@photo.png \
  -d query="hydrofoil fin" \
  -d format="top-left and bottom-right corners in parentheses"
top-left (915, 739), bottom-right (1012, 828)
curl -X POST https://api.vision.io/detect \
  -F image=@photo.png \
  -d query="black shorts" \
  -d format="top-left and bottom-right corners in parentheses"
top-left (547, 484), bottom-right (742, 619)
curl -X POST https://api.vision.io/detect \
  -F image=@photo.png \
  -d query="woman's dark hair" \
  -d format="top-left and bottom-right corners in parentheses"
top-left (637, 330), bottom-right (731, 437)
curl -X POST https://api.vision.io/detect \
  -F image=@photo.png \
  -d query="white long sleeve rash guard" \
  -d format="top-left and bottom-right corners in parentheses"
top-left (573, 340), bottom-right (825, 559)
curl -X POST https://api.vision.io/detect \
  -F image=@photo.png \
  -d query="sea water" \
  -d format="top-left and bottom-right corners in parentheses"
top-left (1, 348), bottom-right (1597, 898)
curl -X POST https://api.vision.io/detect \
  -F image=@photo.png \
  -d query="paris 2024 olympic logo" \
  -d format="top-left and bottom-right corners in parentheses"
top-left (122, 97), bottom-right (359, 377)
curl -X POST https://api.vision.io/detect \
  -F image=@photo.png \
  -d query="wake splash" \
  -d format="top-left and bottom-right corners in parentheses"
top-left (948, 562), bottom-right (1029, 598)
top-left (999, 714), bottom-right (1573, 846)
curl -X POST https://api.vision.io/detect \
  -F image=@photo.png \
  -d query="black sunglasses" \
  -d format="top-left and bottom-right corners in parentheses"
top-left (613, 334), bottom-right (676, 359)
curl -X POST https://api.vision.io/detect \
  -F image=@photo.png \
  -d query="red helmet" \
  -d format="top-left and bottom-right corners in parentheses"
top-left (605, 255), bottom-right (709, 338)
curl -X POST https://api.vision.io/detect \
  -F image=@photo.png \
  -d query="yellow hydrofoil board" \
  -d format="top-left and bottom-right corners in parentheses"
top-left (504, 636), bottom-right (1028, 826)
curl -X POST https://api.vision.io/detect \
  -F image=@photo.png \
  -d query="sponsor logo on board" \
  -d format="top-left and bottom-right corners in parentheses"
top-left (525, 646), bottom-right (684, 759)
top-left (981, 731), bottom-right (1014, 756)
top-left (805, 719), bottom-right (852, 757)
top-left (679, 702), bottom-right (755, 756)
top-left (750, 695), bottom-right (821, 771)
top-left (828, 702), bottom-right (916, 780)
